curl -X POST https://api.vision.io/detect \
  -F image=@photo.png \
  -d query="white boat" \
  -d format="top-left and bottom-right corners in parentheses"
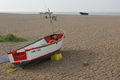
top-left (8, 32), bottom-right (64, 66)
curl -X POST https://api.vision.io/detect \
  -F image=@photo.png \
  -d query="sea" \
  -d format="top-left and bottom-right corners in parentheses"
top-left (54, 12), bottom-right (120, 16)
top-left (0, 11), bottom-right (120, 16)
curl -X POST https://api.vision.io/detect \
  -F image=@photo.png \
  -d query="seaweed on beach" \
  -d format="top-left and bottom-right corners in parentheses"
top-left (0, 34), bottom-right (27, 42)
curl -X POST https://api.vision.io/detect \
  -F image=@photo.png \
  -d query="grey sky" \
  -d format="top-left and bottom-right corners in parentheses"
top-left (0, 0), bottom-right (120, 12)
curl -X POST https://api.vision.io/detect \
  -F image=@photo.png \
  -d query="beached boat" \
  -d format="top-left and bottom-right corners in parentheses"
top-left (8, 32), bottom-right (64, 66)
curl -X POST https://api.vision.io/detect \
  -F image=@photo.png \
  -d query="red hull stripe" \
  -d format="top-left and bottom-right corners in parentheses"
top-left (12, 48), bottom-right (61, 64)
top-left (8, 48), bottom-right (38, 54)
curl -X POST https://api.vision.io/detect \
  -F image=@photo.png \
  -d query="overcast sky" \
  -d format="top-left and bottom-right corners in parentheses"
top-left (0, 0), bottom-right (120, 12)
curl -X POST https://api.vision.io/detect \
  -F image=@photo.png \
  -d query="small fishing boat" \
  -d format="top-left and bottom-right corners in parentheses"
top-left (8, 31), bottom-right (64, 66)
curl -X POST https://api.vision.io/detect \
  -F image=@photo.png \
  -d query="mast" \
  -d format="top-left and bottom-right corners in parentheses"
top-left (43, 0), bottom-right (59, 33)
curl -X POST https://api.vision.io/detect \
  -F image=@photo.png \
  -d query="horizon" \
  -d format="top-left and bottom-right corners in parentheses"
top-left (0, 11), bottom-right (120, 15)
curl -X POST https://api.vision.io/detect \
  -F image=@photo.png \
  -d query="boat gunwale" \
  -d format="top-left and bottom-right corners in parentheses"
top-left (15, 32), bottom-right (65, 51)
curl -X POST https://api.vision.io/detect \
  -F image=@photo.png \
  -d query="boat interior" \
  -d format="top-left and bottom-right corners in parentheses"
top-left (44, 33), bottom-right (63, 43)
top-left (23, 33), bottom-right (63, 51)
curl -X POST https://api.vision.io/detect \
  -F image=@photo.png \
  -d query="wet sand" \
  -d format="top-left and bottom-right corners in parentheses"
top-left (0, 14), bottom-right (120, 80)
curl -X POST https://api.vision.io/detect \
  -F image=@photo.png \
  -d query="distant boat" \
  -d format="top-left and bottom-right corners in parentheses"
top-left (80, 12), bottom-right (89, 15)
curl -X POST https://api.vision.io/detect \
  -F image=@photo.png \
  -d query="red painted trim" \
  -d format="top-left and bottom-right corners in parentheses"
top-left (8, 48), bottom-right (37, 55)
top-left (12, 48), bottom-right (61, 64)
top-left (8, 50), bottom-right (17, 54)
top-left (8, 52), bottom-right (11, 54)
top-left (25, 48), bottom-right (36, 51)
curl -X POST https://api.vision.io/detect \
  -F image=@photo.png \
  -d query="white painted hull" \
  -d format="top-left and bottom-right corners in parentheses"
top-left (8, 33), bottom-right (64, 66)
